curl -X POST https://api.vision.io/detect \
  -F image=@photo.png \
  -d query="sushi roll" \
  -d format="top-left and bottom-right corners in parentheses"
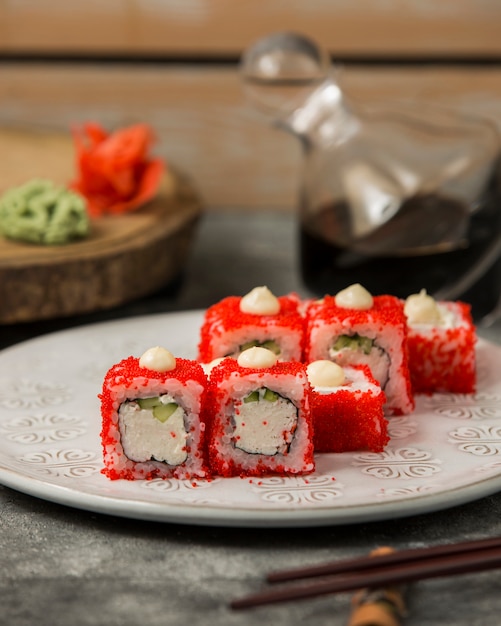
top-left (206, 346), bottom-right (314, 477)
top-left (307, 360), bottom-right (388, 453)
top-left (404, 289), bottom-right (476, 394)
top-left (100, 346), bottom-right (209, 480)
top-left (304, 284), bottom-right (414, 415)
top-left (197, 286), bottom-right (304, 363)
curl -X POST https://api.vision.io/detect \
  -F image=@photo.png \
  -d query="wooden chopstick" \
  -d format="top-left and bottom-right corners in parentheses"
top-left (267, 535), bottom-right (501, 583)
top-left (230, 537), bottom-right (501, 610)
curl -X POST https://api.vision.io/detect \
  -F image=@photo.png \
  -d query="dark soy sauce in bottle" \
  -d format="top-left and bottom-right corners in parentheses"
top-left (300, 176), bottom-right (501, 321)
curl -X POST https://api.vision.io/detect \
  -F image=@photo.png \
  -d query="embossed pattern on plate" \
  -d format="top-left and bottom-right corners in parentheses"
top-left (1, 310), bottom-right (501, 527)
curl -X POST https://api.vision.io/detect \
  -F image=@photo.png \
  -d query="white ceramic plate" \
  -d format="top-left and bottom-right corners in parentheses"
top-left (1, 310), bottom-right (501, 527)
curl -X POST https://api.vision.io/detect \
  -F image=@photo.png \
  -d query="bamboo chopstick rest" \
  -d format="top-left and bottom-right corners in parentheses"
top-left (347, 548), bottom-right (407, 626)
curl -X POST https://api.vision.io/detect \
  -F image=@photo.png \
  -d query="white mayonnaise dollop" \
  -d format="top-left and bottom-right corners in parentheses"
top-left (307, 360), bottom-right (346, 388)
top-left (139, 346), bottom-right (176, 372)
top-left (335, 283), bottom-right (373, 310)
top-left (240, 286), bottom-right (280, 315)
top-left (404, 289), bottom-right (442, 325)
top-left (237, 346), bottom-right (278, 369)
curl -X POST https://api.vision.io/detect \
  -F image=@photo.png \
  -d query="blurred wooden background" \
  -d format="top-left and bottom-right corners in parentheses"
top-left (1, 0), bottom-right (500, 211)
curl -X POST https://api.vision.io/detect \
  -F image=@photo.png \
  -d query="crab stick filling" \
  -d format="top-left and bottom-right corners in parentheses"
top-left (118, 393), bottom-right (188, 465)
top-left (229, 347), bottom-right (298, 455)
top-left (232, 387), bottom-right (298, 456)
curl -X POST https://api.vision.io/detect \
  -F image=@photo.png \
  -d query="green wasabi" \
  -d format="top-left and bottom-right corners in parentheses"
top-left (0, 179), bottom-right (89, 245)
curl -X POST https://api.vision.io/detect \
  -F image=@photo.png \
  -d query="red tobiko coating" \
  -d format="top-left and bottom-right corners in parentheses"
top-left (208, 356), bottom-right (307, 385)
top-left (308, 364), bottom-right (388, 453)
top-left (310, 366), bottom-right (388, 454)
top-left (407, 301), bottom-right (476, 394)
top-left (197, 293), bottom-right (305, 362)
top-left (101, 355), bottom-right (206, 391)
top-left (307, 294), bottom-right (407, 328)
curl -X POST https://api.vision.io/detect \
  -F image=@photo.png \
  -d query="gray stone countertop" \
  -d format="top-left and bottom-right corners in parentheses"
top-left (2, 210), bottom-right (501, 626)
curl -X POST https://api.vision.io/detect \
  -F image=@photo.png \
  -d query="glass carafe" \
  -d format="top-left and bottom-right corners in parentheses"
top-left (241, 32), bottom-right (501, 321)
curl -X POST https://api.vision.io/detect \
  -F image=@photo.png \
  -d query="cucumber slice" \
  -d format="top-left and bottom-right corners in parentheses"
top-left (244, 391), bottom-right (260, 403)
top-left (263, 388), bottom-right (279, 402)
top-left (260, 340), bottom-right (281, 355)
top-left (333, 335), bottom-right (356, 351)
top-left (358, 335), bottom-right (374, 355)
top-left (137, 396), bottom-right (161, 409)
top-left (240, 340), bottom-right (259, 352)
top-left (239, 339), bottom-right (281, 355)
top-left (243, 388), bottom-right (280, 403)
top-left (152, 402), bottom-right (179, 423)
top-left (333, 333), bottom-right (374, 355)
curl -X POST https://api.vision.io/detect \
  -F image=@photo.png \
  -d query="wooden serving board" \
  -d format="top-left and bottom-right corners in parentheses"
top-left (0, 128), bottom-right (203, 324)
